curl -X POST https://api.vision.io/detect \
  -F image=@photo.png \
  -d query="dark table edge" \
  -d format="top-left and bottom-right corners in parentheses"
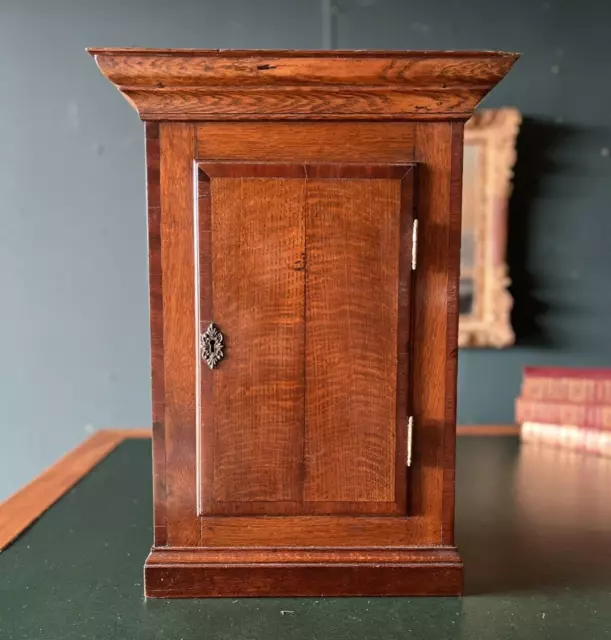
top-left (0, 428), bottom-right (152, 551)
top-left (0, 425), bottom-right (518, 551)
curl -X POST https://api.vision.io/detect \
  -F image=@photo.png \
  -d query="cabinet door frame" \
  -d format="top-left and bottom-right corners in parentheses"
top-left (152, 120), bottom-right (460, 549)
top-left (196, 160), bottom-right (415, 516)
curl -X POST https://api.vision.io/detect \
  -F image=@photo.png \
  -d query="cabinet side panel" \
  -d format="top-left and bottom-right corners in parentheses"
top-left (159, 123), bottom-right (200, 546)
top-left (411, 122), bottom-right (456, 543)
top-left (442, 122), bottom-right (464, 544)
top-left (208, 177), bottom-right (306, 504)
top-left (304, 178), bottom-right (401, 503)
top-left (145, 122), bottom-right (166, 546)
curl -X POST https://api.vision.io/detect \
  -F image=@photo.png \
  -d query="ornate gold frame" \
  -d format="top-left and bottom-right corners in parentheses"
top-left (459, 108), bottom-right (521, 348)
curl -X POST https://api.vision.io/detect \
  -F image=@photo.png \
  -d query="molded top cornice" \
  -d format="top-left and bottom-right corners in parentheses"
top-left (88, 48), bottom-right (519, 121)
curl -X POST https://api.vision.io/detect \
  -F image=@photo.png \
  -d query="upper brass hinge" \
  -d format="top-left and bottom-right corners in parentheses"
top-left (411, 219), bottom-right (418, 270)
top-left (407, 416), bottom-right (414, 467)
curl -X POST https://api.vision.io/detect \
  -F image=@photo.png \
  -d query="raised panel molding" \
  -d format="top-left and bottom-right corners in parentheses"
top-left (196, 162), bottom-right (414, 516)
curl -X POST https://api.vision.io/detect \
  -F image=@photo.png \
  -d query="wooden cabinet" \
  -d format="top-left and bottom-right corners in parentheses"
top-left (90, 48), bottom-right (517, 597)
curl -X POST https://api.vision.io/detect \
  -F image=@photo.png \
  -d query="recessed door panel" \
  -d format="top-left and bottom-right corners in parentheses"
top-left (197, 162), bottom-right (414, 516)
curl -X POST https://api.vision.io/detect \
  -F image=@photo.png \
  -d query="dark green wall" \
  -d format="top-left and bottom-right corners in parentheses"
top-left (338, 0), bottom-right (611, 424)
top-left (1, 0), bottom-right (610, 498)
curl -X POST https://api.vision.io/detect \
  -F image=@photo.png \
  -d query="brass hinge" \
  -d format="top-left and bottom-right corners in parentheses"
top-left (407, 416), bottom-right (414, 467)
top-left (411, 219), bottom-right (418, 270)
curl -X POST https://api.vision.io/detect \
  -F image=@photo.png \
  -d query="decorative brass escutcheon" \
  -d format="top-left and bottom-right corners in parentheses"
top-left (200, 323), bottom-right (224, 369)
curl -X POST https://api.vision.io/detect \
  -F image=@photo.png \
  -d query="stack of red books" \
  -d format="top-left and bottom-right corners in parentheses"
top-left (517, 366), bottom-right (611, 457)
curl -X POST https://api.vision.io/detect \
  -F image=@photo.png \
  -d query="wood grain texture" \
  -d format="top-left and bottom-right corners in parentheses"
top-left (87, 48), bottom-right (519, 84)
top-left (410, 122), bottom-right (455, 544)
top-left (0, 429), bottom-right (150, 551)
top-left (145, 562), bottom-right (463, 598)
top-left (203, 170), bottom-right (306, 512)
top-left (304, 173), bottom-right (408, 509)
top-left (159, 123), bottom-right (199, 546)
top-left (199, 162), bottom-right (410, 179)
top-left (196, 122), bottom-right (415, 162)
top-left (147, 546), bottom-right (460, 564)
top-left (396, 168), bottom-right (415, 511)
top-left (198, 514), bottom-right (430, 547)
top-left (198, 162), bottom-right (414, 515)
top-left (89, 49), bottom-right (519, 121)
top-left (442, 122), bottom-right (465, 545)
top-left (145, 547), bottom-right (463, 597)
top-left (196, 171), bottom-right (212, 517)
top-left (145, 121), bottom-right (166, 546)
top-left (114, 87), bottom-right (490, 121)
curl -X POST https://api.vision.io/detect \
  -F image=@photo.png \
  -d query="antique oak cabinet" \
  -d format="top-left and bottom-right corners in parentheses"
top-left (89, 48), bottom-right (517, 598)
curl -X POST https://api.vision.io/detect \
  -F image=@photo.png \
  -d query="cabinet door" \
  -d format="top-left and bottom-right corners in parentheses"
top-left (197, 162), bottom-right (414, 516)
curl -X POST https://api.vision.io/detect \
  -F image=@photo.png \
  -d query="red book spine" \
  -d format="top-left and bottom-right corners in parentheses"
top-left (523, 366), bottom-right (611, 379)
top-left (521, 376), bottom-right (611, 403)
top-left (515, 397), bottom-right (611, 429)
top-left (520, 422), bottom-right (611, 457)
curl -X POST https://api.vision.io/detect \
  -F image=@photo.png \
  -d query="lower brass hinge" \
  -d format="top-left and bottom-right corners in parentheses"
top-left (411, 219), bottom-right (418, 270)
top-left (407, 416), bottom-right (414, 467)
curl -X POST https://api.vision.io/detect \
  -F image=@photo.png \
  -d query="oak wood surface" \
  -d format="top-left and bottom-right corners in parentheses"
top-left (196, 171), bottom-right (212, 517)
top-left (146, 547), bottom-right (461, 564)
top-left (89, 49), bottom-right (519, 121)
top-left (197, 162), bottom-right (414, 516)
top-left (396, 169), bottom-right (415, 510)
top-left (198, 513), bottom-right (431, 547)
top-left (303, 174), bottom-right (406, 509)
top-left (144, 546), bottom-right (462, 596)
top-left (116, 88), bottom-right (486, 121)
top-left (203, 170), bottom-right (306, 512)
top-left (159, 123), bottom-right (199, 547)
top-left (442, 122), bottom-right (465, 545)
top-left (145, 122), bottom-right (167, 546)
top-left (409, 122), bottom-right (455, 544)
top-left (0, 429), bottom-right (150, 551)
top-left (149, 117), bottom-right (466, 587)
top-left (196, 122), bottom-right (416, 162)
top-left (145, 561), bottom-right (463, 598)
top-left (158, 123), bottom-right (436, 545)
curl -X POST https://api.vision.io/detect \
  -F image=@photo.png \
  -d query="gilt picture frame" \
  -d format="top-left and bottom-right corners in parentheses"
top-left (459, 107), bottom-right (521, 348)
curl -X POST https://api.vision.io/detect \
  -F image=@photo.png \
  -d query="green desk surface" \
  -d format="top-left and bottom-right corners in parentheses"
top-left (2, 436), bottom-right (611, 639)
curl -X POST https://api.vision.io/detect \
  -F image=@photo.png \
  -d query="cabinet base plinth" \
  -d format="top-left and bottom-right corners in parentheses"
top-left (144, 547), bottom-right (463, 598)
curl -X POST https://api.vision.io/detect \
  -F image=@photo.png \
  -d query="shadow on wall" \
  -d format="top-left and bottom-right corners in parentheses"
top-left (507, 117), bottom-right (611, 349)
top-left (507, 118), bottom-right (611, 352)
top-left (507, 117), bottom-right (571, 347)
